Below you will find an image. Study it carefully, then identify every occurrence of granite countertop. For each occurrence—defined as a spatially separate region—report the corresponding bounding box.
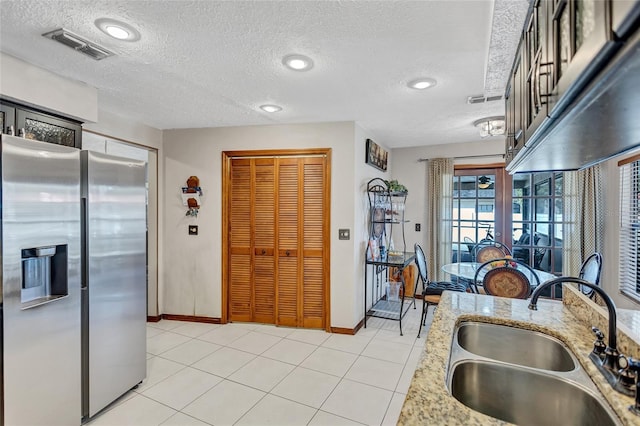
[398,288,639,425]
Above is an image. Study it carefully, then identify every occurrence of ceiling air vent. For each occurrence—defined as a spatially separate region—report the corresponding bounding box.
[467,94,504,104]
[42,28,114,61]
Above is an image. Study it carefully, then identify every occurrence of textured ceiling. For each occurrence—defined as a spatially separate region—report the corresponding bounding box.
[0,0,530,148]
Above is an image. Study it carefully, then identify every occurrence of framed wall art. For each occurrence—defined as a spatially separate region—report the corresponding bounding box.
[365,138,388,172]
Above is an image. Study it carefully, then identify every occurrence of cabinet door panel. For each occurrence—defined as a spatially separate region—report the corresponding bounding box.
[16,109,81,147]
[548,0,617,118]
[0,103,16,134]
[229,159,252,321]
[230,254,252,321]
[302,158,326,327]
[512,44,526,153]
[254,255,275,323]
[277,158,300,326]
[253,159,276,323]
[277,256,299,327]
[303,257,324,328]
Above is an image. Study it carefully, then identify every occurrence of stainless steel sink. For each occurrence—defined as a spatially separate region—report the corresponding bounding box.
[456,322,576,371]
[449,360,620,426]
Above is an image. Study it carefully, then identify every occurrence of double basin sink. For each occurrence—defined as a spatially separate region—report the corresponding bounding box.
[447,321,621,425]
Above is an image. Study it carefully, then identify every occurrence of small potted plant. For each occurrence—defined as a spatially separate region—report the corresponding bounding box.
[385,179,407,194]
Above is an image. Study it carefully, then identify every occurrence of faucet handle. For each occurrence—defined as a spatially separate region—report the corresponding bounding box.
[617,355,636,388]
[592,327,606,357]
[627,357,640,416]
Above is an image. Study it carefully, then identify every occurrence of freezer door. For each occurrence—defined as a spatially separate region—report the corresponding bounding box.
[1,135,81,426]
[82,150,147,417]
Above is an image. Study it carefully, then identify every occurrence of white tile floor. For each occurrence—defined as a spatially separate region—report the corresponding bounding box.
[87,302,434,426]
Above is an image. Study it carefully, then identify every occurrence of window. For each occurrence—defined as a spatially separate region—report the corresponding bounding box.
[512,173,564,278]
[451,168,508,263]
[449,168,564,297]
[619,157,640,302]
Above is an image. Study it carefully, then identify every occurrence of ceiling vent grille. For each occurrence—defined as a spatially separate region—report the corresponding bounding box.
[42,28,114,61]
[467,94,503,104]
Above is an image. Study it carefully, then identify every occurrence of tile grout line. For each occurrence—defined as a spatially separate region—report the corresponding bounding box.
[141,315,431,425]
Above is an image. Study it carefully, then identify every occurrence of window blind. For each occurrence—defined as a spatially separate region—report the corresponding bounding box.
[619,160,640,302]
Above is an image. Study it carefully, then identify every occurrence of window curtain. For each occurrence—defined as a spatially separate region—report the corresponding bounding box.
[427,158,454,282]
[563,165,604,275]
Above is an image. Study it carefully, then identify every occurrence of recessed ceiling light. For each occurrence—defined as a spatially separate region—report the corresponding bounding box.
[260,104,282,113]
[407,78,437,90]
[105,25,129,40]
[282,54,314,71]
[95,18,141,42]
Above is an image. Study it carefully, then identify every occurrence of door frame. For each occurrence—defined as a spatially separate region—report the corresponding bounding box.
[221,148,332,331]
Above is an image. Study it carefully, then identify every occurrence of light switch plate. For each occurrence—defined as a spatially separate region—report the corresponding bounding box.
[338,228,350,240]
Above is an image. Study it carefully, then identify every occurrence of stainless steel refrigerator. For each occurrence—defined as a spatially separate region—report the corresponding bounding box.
[1,134,82,426]
[81,150,147,419]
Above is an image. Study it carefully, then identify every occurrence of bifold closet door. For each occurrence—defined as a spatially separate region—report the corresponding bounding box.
[228,154,326,328]
[253,158,276,323]
[276,157,325,328]
[229,158,276,323]
[300,156,326,328]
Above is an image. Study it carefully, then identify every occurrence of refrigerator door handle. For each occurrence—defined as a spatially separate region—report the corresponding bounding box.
[81,197,87,289]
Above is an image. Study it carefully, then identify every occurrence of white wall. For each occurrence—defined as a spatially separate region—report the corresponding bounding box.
[0,52,97,122]
[84,109,162,151]
[354,126,390,324]
[391,139,505,251]
[162,122,365,328]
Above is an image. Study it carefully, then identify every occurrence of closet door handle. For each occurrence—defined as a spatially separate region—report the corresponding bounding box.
[262,249,266,255]
[286,250,290,256]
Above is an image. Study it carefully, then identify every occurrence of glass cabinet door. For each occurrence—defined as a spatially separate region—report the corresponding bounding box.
[16,108,82,148]
[548,0,616,118]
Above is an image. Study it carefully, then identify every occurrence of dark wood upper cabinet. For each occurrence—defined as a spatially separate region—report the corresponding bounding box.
[524,0,550,141]
[505,36,526,165]
[547,0,619,119]
[0,100,82,148]
[0,103,16,135]
[505,0,640,173]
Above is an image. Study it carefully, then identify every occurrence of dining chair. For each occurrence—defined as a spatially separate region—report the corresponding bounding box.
[414,243,467,338]
[473,257,540,299]
[473,241,512,264]
[463,236,475,253]
[578,252,603,298]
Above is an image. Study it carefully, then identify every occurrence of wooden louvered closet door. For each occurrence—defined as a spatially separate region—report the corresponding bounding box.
[229,158,252,322]
[227,153,327,329]
[276,156,326,327]
[253,158,276,323]
[276,158,299,326]
[229,158,276,323]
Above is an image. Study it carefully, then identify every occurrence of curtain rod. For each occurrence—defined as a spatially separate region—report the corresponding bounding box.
[418,153,504,162]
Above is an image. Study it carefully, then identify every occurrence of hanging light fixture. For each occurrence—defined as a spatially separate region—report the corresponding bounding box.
[473,116,506,138]
[478,175,492,189]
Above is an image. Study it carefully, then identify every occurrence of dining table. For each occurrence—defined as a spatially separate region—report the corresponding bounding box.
[442,262,557,290]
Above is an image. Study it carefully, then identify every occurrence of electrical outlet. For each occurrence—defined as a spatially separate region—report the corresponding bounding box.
[415,223,421,232]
